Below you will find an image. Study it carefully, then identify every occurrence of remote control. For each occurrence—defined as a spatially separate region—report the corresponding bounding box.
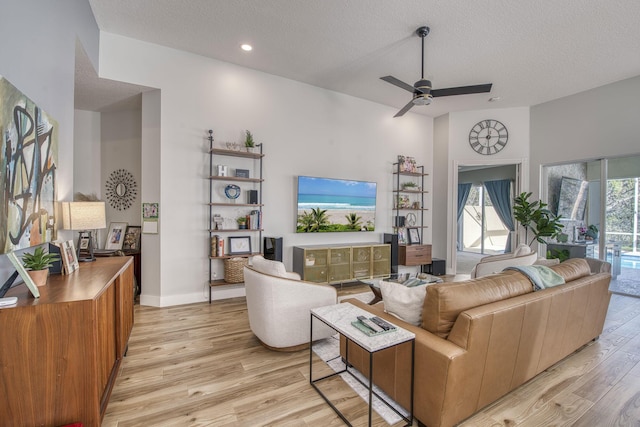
[0,297,18,307]
[357,315,384,333]
[371,316,394,331]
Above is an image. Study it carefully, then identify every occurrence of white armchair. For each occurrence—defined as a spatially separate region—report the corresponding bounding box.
[244,257,337,351]
[470,244,545,278]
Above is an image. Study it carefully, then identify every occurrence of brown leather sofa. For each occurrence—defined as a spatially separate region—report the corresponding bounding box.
[342,258,611,427]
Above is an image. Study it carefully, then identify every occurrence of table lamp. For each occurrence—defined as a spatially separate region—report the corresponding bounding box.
[61,201,107,262]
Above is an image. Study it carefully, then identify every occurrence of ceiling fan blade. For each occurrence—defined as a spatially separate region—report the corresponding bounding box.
[431,83,492,98]
[381,76,422,94]
[394,100,416,117]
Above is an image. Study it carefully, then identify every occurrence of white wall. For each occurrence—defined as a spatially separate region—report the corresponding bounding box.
[98,33,433,306]
[530,75,640,199]
[434,107,531,273]
[140,90,162,305]
[73,110,102,198]
[0,1,99,284]
[101,109,142,228]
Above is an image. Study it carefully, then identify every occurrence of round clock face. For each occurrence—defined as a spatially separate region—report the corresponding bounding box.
[469,119,508,155]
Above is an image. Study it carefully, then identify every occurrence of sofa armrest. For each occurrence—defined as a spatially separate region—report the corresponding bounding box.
[344,298,468,427]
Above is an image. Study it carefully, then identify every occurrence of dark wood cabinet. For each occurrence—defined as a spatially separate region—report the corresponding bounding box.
[0,257,134,427]
[399,244,432,266]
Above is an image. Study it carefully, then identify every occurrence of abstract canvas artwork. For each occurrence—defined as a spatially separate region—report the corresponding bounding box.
[0,76,58,254]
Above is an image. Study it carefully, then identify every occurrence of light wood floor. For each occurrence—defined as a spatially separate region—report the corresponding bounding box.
[103,285,640,426]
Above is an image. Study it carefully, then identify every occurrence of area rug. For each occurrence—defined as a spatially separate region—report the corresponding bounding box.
[609,275,640,298]
[312,334,406,425]
[337,291,375,304]
[456,251,484,274]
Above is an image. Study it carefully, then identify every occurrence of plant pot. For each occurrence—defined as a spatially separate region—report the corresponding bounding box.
[238,224,247,229]
[27,269,49,287]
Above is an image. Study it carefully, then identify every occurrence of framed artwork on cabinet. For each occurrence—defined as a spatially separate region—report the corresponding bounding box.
[105,222,128,250]
[408,228,421,245]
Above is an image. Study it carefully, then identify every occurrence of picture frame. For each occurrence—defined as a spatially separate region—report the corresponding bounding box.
[397,228,407,245]
[235,168,250,178]
[6,252,40,298]
[79,235,91,250]
[228,236,252,255]
[61,240,79,274]
[408,227,421,245]
[105,222,128,250]
[122,226,142,251]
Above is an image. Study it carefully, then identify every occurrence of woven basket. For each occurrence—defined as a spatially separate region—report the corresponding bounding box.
[224,257,248,283]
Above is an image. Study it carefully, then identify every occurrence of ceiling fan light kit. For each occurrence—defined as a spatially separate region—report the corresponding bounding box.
[381,25,493,117]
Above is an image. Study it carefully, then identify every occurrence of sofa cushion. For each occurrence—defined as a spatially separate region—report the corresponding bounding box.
[380,281,427,326]
[550,257,592,282]
[250,255,290,278]
[422,270,533,338]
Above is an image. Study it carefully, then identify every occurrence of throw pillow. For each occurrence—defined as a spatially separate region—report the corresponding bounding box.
[513,244,532,257]
[251,255,288,278]
[380,280,427,326]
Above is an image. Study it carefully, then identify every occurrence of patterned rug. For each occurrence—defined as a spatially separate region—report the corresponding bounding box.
[609,272,640,298]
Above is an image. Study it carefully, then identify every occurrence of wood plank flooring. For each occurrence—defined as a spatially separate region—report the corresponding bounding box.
[103,285,640,426]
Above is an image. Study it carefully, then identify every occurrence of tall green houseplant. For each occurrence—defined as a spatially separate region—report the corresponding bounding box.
[513,192,564,246]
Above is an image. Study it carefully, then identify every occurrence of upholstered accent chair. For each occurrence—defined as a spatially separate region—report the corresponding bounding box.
[243,256,337,351]
[469,244,554,278]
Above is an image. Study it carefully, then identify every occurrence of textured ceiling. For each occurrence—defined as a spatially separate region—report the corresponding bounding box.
[79,0,640,116]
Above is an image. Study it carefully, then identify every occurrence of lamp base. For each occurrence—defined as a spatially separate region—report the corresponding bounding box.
[76,231,97,262]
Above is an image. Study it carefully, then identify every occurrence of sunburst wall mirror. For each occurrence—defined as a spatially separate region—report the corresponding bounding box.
[105,169,137,211]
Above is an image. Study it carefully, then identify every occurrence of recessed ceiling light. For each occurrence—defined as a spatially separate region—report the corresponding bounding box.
[488,96,502,102]
[241,44,253,52]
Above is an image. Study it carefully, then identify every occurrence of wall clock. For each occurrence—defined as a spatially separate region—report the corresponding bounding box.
[105,169,138,211]
[468,119,509,155]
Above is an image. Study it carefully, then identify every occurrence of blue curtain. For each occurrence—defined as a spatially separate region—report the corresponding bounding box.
[484,179,514,252]
[457,183,472,222]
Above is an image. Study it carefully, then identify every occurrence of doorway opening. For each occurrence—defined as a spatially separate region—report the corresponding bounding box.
[459,184,509,255]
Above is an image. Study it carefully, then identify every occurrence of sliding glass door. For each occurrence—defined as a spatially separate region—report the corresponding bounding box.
[543,155,640,296]
[459,184,508,255]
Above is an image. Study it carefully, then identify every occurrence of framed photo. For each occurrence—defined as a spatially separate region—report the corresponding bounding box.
[408,228,421,245]
[397,228,407,245]
[105,222,128,250]
[79,235,91,250]
[122,226,142,251]
[235,168,250,178]
[61,240,79,274]
[6,252,40,298]
[228,236,252,255]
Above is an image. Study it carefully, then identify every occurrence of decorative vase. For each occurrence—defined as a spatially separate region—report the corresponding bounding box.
[27,269,49,287]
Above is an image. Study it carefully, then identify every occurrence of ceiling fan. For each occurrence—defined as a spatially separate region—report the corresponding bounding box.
[381,26,493,117]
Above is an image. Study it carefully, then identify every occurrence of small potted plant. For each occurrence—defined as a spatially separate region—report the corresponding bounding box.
[244,130,256,152]
[237,216,248,229]
[21,246,60,287]
[401,181,418,190]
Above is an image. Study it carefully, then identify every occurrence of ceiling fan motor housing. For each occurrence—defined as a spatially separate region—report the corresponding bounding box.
[413,79,433,104]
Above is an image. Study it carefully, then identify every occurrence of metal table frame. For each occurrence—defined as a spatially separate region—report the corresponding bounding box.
[309,306,415,426]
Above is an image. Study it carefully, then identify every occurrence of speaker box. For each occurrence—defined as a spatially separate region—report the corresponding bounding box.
[264,237,283,262]
[383,233,399,274]
[248,190,259,204]
[48,243,63,274]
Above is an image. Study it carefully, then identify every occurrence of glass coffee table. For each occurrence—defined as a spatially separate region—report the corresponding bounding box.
[359,273,443,305]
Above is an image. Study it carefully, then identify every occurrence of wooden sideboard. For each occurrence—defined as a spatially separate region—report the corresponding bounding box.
[0,257,134,427]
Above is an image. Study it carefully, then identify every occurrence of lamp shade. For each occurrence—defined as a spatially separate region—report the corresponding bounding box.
[61,201,107,230]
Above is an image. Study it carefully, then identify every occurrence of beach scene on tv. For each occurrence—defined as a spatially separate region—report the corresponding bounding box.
[296,176,377,232]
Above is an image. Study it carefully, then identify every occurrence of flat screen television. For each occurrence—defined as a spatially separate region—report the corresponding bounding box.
[296,176,377,232]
